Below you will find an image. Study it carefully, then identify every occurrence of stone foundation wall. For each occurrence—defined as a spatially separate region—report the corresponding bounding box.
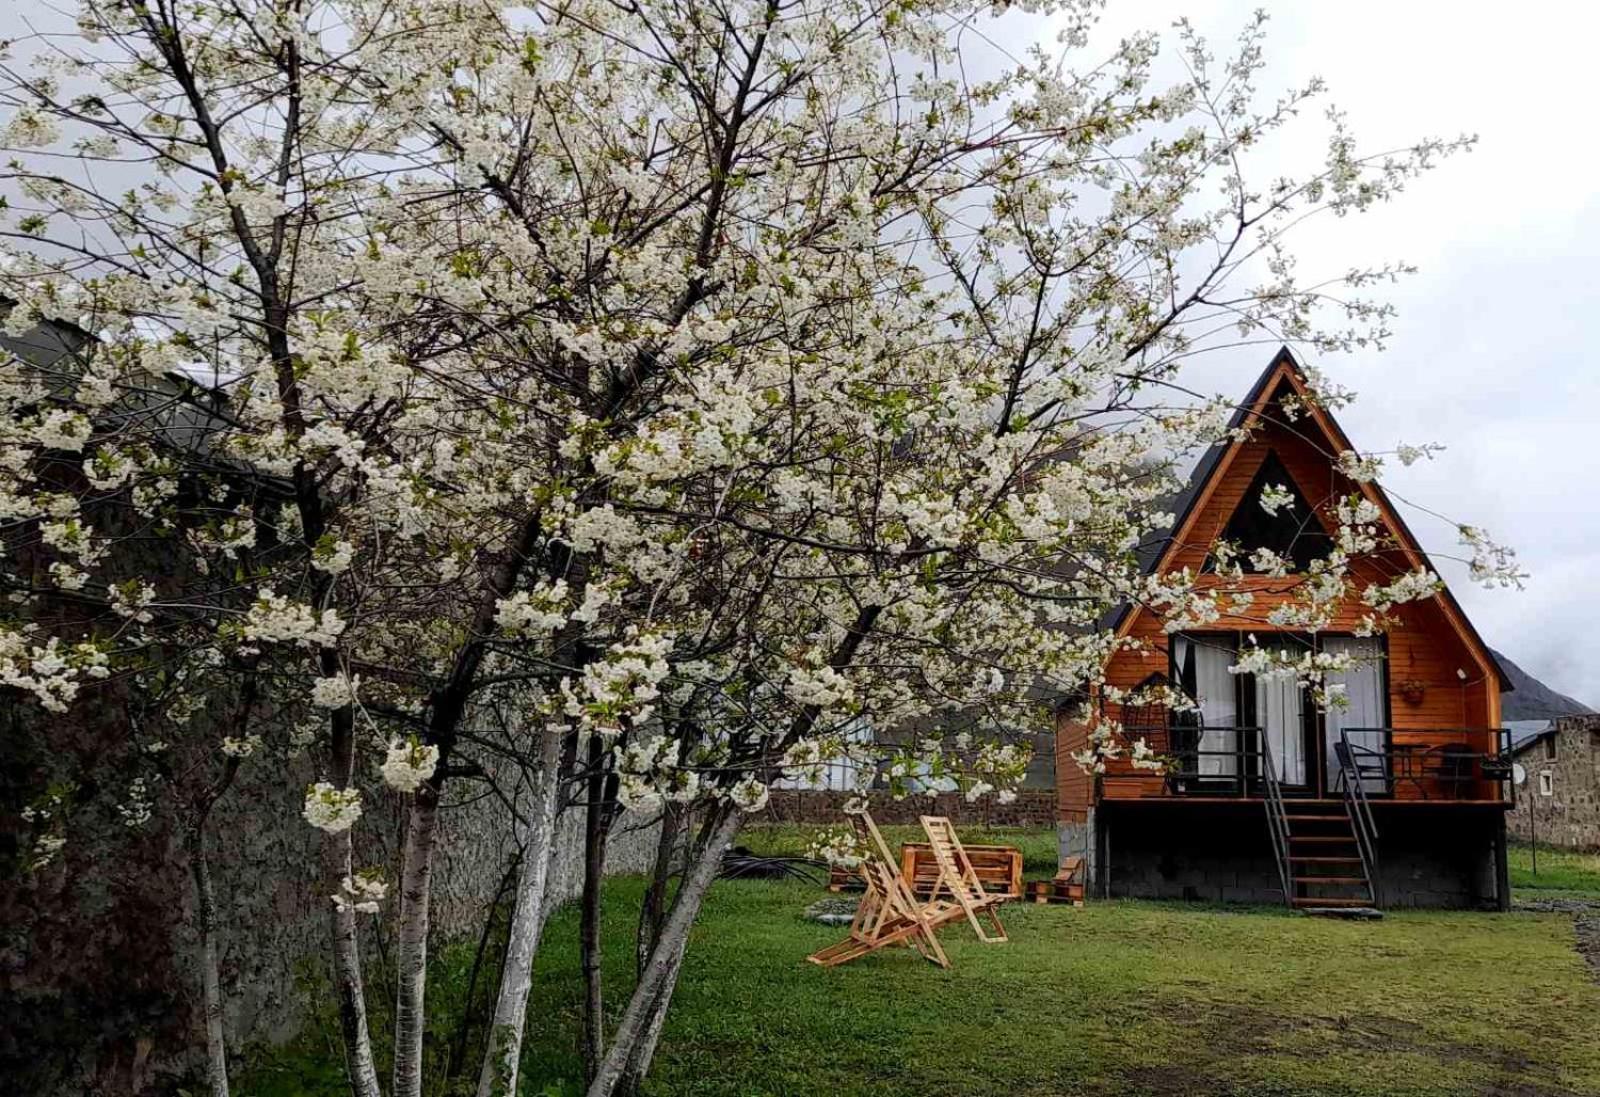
[1506,715,1600,851]
[1095,802,1505,909]
[755,788,1057,828]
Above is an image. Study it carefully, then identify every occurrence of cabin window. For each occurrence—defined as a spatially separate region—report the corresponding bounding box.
[1171,634,1239,777]
[1322,636,1387,793]
[1539,770,1554,797]
[1211,450,1333,573]
[1543,736,1558,761]
[1171,631,1387,794]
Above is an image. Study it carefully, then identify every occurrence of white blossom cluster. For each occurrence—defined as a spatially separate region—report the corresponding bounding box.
[242,591,346,649]
[380,739,440,794]
[332,871,389,915]
[311,673,361,710]
[303,782,363,833]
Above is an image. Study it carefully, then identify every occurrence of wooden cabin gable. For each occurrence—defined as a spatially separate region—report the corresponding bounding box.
[1070,351,1506,810]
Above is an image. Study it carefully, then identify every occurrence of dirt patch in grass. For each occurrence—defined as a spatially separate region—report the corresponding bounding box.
[1111,1000,1569,1097]
[1517,897,1600,984]
[1576,914,1600,982]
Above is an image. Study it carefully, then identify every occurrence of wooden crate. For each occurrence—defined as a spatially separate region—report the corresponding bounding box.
[899,842,1023,900]
[1027,855,1086,905]
[825,865,865,893]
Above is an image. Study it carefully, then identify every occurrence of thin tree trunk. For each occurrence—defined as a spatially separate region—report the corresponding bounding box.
[186,752,242,1097]
[635,803,682,978]
[326,703,382,1097]
[448,855,521,1080]
[475,725,566,1097]
[585,808,742,1097]
[328,823,382,1097]
[392,783,442,1097]
[192,839,230,1097]
[580,735,615,1085]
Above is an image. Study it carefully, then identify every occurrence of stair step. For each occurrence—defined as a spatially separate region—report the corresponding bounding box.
[1293,875,1368,884]
[1290,836,1358,844]
[1291,896,1373,908]
[1289,855,1364,863]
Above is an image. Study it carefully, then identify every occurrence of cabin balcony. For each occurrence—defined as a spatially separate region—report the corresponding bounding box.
[1101,725,1514,806]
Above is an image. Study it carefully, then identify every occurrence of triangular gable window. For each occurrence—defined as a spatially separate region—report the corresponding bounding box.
[1209,449,1332,572]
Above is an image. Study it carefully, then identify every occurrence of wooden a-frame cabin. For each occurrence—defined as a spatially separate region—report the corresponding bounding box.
[1055,349,1515,911]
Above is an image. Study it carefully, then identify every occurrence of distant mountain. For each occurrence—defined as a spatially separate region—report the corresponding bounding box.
[1493,648,1595,721]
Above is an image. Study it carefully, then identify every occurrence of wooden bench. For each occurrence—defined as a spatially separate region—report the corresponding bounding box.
[899,842,1022,900]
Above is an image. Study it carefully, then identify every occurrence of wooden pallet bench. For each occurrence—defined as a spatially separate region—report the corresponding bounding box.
[899,842,1022,900]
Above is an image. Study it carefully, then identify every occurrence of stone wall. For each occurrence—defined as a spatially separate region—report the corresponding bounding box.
[1094,801,1505,909]
[1506,715,1600,851]
[755,788,1057,828]
[1,725,659,1097]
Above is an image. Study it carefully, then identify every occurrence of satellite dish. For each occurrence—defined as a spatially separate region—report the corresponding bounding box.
[1512,763,1527,786]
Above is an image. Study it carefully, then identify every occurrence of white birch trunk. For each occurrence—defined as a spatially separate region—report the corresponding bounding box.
[189,826,230,1097]
[392,784,442,1097]
[327,824,383,1097]
[475,725,566,1097]
[585,808,742,1097]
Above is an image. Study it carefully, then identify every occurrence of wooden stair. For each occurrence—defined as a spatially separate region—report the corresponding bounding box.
[1280,801,1375,910]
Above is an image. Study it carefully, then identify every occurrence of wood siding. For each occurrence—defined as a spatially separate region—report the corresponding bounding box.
[1055,716,1092,822]
[1090,366,1502,804]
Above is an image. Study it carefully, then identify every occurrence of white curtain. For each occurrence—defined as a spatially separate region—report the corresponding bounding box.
[1323,636,1386,793]
[1256,662,1306,786]
[1176,636,1239,778]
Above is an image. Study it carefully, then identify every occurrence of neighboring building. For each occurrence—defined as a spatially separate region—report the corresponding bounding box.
[1506,715,1600,851]
[1056,348,1515,911]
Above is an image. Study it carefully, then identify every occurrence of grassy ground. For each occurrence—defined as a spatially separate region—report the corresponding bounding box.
[1510,841,1600,900]
[239,828,1600,1097]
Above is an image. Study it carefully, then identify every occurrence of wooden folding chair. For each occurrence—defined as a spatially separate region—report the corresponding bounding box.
[918,815,1009,943]
[807,810,961,969]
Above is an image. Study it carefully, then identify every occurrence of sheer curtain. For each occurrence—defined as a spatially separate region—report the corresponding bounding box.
[1323,636,1386,793]
[1256,656,1306,786]
[1175,635,1239,778]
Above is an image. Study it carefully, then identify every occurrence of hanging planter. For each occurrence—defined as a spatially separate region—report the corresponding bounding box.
[1398,679,1427,706]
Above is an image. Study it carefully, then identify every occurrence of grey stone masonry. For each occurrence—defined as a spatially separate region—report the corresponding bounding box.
[1507,715,1600,851]
[1095,800,1506,909]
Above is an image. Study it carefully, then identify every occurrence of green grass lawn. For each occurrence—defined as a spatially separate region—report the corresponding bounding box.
[240,829,1600,1097]
[1511,841,1600,900]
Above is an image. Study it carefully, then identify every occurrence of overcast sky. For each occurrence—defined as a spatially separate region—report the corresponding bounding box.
[1068,2,1600,706]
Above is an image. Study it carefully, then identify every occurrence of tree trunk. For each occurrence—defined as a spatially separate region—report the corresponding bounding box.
[448,855,521,1080]
[186,753,241,1097]
[585,807,742,1097]
[327,823,382,1097]
[392,783,442,1097]
[325,704,382,1097]
[475,724,566,1097]
[635,803,682,978]
[191,838,230,1097]
[580,735,614,1085]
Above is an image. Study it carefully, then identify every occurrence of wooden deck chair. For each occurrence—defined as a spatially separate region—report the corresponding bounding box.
[807,810,962,969]
[918,815,1009,943]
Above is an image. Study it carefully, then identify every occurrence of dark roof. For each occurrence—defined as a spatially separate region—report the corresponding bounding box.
[1105,347,1512,692]
[1504,720,1553,756]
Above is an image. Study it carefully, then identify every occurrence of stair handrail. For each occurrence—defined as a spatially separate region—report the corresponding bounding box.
[1258,732,1294,907]
[1337,728,1383,908]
